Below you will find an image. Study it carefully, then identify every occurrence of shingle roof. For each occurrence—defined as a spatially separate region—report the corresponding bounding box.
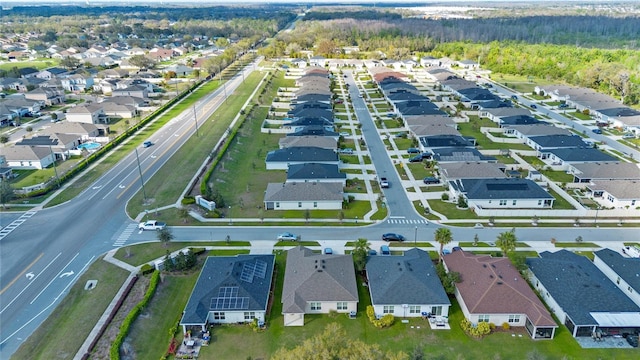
[287,163,346,181]
[572,162,640,180]
[507,124,571,137]
[287,126,338,137]
[528,135,586,149]
[366,248,450,306]
[587,180,640,199]
[444,251,556,327]
[547,148,616,163]
[594,249,640,293]
[526,250,640,326]
[282,246,358,314]
[180,254,275,325]
[420,135,473,148]
[431,147,496,162]
[265,146,338,163]
[500,115,542,126]
[439,162,506,180]
[264,182,343,202]
[453,178,553,200]
[397,101,445,116]
[279,136,337,150]
[0,145,51,161]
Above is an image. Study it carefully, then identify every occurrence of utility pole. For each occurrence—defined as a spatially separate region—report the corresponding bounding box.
[134,147,147,203]
[192,105,199,136]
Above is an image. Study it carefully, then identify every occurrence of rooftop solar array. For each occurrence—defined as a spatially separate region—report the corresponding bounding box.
[240,259,268,283]
[210,286,249,310]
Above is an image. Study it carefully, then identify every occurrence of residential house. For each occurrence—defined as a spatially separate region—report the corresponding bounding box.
[66,104,106,124]
[46,122,101,140]
[308,56,328,67]
[420,135,474,150]
[286,163,346,185]
[17,134,79,160]
[526,135,588,157]
[438,162,506,182]
[112,85,149,99]
[279,136,337,150]
[24,87,65,106]
[101,102,135,119]
[396,100,444,117]
[543,148,617,171]
[287,126,339,139]
[527,250,640,338]
[163,64,193,77]
[587,180,640,208]
[480,108,532,123]
[504,124,571,138]
[443,250,557,339]
[263,182,343,210]
[35,67,68,80]
[98,68,129,79]
[148,48,175,62]
[367,248,451,319]
[449,178,554,209]
[0,145,54,169]
[265,146,339,170]
[180,254,275,333]
[61,74,94,93]
[569,162,640,183]
[593,249,640,307]
[281,246,358,326]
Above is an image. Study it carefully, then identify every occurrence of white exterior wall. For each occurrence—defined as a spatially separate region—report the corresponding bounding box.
[266,160,339,170]
[469,198,551,209]
[528,271,566,324]
[272,199,343,211]
[372,304,449,318]
[6,155,54,170]
[206,310,266,325]
[594,190,638,209]
[304,301,357,314]
[285,178,346,186]
[593,255,640,307]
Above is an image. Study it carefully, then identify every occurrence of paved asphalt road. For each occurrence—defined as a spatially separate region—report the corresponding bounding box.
[1,65,639,358]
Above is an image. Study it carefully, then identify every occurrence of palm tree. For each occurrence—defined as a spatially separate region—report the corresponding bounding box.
[434,228,453,262]
[495,228,517,256]
[352,238,370,273]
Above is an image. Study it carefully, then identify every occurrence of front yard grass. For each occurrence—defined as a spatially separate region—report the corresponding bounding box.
[114,242,250,266]
[427,200,478,219]
[11,259,129,360]
[554,242,600,248]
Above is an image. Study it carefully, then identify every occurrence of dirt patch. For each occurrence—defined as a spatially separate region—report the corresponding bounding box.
[90,275,151,360]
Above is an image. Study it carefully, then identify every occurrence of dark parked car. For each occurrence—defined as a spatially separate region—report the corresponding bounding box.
[592,128,602,134]
[423,177,440,184]
[380,245,391,255]
[407,147,421,154]
[530,104,537,109]
[409,155,424,162]
[382,233,406,242]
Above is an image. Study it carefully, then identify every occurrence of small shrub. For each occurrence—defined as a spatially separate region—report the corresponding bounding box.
[181,196,195,205]
[140,263,154,275]
[502,322,510,330]
[190,247,206,256]
[441,193,450,201]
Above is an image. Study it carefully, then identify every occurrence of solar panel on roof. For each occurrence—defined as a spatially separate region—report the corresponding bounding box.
[254,260,268,279]
[240,262,256,283]
[486,183,529,191]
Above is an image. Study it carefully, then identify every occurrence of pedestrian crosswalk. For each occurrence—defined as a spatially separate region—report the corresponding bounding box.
[0,210,37,240]
[386,218,429,225]
[112,223,138,247]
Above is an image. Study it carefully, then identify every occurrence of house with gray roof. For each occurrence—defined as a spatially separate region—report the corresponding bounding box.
[24,87,65,106]
[544,148,617,171]
[367,248,450,319]
[420,135,474,150]
[569,162,640,183]
[587,180,640,209]
[438,162,506,182]
[396,100,444,117]
[404,114,457,129]
[593,249,640,307]
[505,124,571,138]
[499,115,542,127]
[286,163,346,185]
[0,145,54,169]
[265,146,339,170]
[264,182,343,210]
[281,246,358,326]
[279,135,337,150]
[527,250,640,338]
[66,104,106,124]
[526,135,587,156]
[411,124,461,138]
[180,254,275,333]
[287,126,339,139]
[480,107,531,122]
[449,178,554,209]
[431,147,496,163]
[46,122,101,140]
[444,250,557,339]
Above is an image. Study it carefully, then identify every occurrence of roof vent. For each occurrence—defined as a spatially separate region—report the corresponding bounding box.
[498,275,503,279]
[491,264,496,268]
[318,269,323,272]
[483,264,487,268]
[497,281,503,285]
[489,275,494,278]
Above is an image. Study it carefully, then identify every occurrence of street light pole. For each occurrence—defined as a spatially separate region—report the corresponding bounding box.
[414,226,418,247]
[228,205,232,225]
[48,144,60,188]
[192,105,199,137]
[134,147,147,203]
[594,205,600,227]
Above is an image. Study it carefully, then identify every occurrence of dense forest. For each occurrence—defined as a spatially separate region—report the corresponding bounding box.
[260,7,640,105]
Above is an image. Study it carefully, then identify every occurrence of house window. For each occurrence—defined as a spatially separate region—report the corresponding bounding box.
[383,306,394,314]
[607,195,614,202]
[298,202,302,208]
[512,200,517,206]
[276,202,280,208]
[538,200,542,205]
[617,277,621,285]
[409,306,421,314]
[632,200,636,206]
[478,315,490,323]
[431,306,442,316]
[310,302,321,311]
[337,302,347,310]
[314,201,318,208]
[629,286,634,293]
[499,200,507,206]
[213,312,225,320]
[508,315,520,323]
[244,312,256,320]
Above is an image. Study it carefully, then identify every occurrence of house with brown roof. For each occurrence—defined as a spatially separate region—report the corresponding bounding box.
[443,250,557,339]
[281,246,358,326]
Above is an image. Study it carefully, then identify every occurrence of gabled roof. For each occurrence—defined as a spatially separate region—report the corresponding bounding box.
[431,147,496,162]
[572,162,640,180]
[287,126,338,138]
[547,148,616,163]
[287,117,333,127]
[439,162,506,180]
[452,178,553,200]
[367,248,450,306]
[180,254,275,325]
[264,182,343,202]
[420,135,473,148]
[287,163,345,181]
[282,246,358,314]
[289,108,333,121]
[527,250,640,326]
[485,107,532,118]
[404,115,456,128]
[507,124,571,137]
[279,135,337,150]
[0,145,51,161]
[46,122,99,135]
[67,104,103,114]
[500,115,542,126]
[411,124,461,137]
[266,146,338,163]
[528,135,586,148]
[397,101,444,116]
[587,180,640,199]
[444,251,556,327]
[594,249,640,293]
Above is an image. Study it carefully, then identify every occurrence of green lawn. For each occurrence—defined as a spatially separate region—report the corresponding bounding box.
[549,189,576,210]
[554,242,600,248]
[427,200,478,220]
[541,169,575,183]
[406,163,435,179]
[11,260,129,360]
[457,121,532,151]
[0,59,59,71]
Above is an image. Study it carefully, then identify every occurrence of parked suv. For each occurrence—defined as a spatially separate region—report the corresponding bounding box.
[407,148,421,154]
[423,177,440,184]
